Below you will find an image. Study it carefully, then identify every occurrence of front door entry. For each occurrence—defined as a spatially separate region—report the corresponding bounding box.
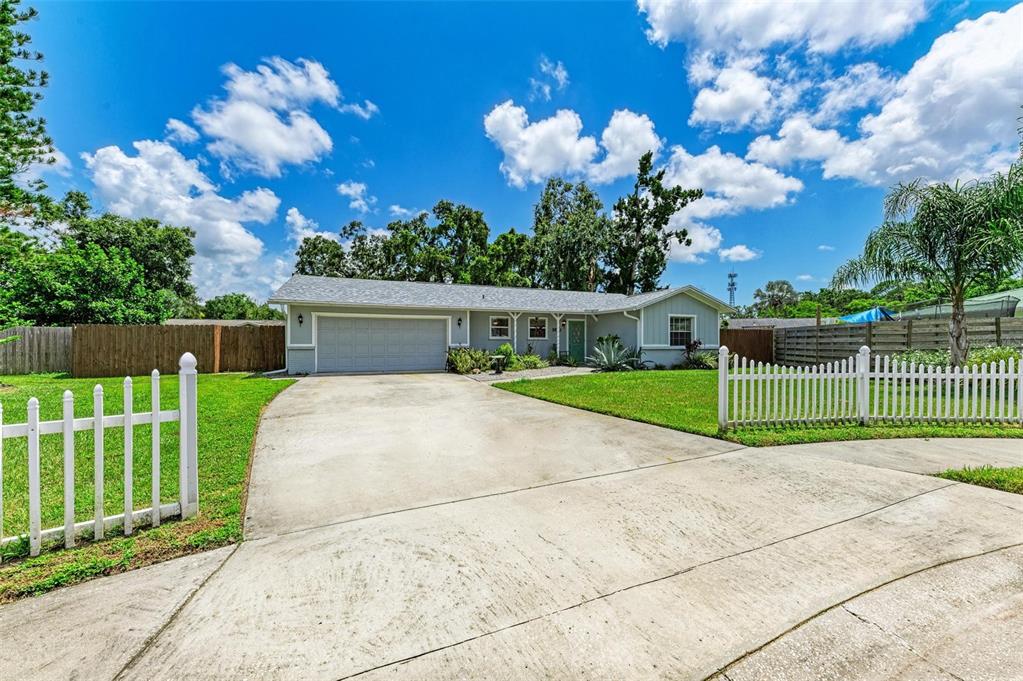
[567,320,585,364]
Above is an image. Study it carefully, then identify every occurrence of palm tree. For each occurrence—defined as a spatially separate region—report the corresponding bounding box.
[833,157,1023,366]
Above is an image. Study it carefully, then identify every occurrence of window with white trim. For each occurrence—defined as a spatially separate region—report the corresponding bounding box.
[527,316,548,340]
[668,315,693,347]
[489,316,511,339]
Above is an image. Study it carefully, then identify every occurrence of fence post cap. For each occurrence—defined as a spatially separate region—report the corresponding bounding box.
[93,383,103,394]
[63,389,73,400]
[179,352,197,371]
[123,375,132,386]
[718,345,729,356]
[858,345,871,354]
[151,368,160,378]
[28,396,38,407]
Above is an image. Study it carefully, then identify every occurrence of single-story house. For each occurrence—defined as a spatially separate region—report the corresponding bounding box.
[269,275,733,374]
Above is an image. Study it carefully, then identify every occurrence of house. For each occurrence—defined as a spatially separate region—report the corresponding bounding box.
[269,275,733,374]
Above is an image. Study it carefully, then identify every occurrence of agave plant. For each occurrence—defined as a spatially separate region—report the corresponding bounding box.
[586,338,643,372]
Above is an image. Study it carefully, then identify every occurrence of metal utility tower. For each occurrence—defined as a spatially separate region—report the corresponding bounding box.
[727,271,737,307]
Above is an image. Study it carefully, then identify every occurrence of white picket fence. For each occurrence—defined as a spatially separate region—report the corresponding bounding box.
[0,353,199,557]
[717,345,1023,430]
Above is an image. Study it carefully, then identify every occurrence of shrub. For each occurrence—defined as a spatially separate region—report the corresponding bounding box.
[447,347,490,374]
[675,339,717,370]
[495,342,515,364]
[679,350,717,370]
[516,353,548,370]
[587,338,643,372]
[889,346,1022,368]
[968,345,1022,366]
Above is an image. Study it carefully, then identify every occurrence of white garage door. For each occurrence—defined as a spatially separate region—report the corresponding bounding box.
[316,316,448,373]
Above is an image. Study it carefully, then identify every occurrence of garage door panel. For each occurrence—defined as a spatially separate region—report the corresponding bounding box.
[316,316,447,373]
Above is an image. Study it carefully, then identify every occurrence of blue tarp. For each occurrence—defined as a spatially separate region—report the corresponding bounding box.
[840,307,895,323]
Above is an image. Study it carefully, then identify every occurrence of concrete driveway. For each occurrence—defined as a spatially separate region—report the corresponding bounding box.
[2,374,1022,680]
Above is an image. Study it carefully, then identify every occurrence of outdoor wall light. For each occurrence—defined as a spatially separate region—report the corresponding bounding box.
[297,313,304,326]
[561,319,567,329]
[457,317,463,328]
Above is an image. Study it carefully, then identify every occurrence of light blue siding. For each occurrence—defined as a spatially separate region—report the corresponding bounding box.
[287,348,315,374]
[641,292,721,348]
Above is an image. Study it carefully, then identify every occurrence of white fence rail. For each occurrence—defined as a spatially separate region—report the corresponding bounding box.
[717,345,1023,430]
[0,353,199,557]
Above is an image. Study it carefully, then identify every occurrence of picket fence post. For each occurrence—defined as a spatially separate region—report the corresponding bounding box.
[717,346,730,430]
[857,346,870,425]
[178,352,199,518]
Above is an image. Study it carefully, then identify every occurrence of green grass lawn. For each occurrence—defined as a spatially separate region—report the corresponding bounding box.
[496,370,1023,447]
[937,466,1023,495]
[0,371,293,601]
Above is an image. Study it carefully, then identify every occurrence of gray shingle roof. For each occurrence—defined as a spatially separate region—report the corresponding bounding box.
[269,275,732,313]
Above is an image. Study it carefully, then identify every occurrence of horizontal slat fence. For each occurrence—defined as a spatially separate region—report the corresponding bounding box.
[70,324,284,377]
[717,345,1023,430]
[720,328,774,363]
[0,326,72,375]
[0,354,199,557]
[774,318,1023,365]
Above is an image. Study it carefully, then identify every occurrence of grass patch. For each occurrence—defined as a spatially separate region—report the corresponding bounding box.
[936,466,1023,495]
[0,371,293,601]
[495,370,1023,447]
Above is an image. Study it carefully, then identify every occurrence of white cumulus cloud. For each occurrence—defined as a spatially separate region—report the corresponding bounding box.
[285,207,337,244]
[746,5,1023,185]
[483,100,598,188]
[82,140,283,298]
[164,118,200,144]
[638,0,927,53]
[337,180,376,213]
[719,244,761,262]
[484,102,664,187]
[190,57,374,178]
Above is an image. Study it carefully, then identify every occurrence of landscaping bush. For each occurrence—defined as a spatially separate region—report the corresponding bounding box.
[495,342,515,364]
[516,353,548,370]
[447,347,490,374]
[677,339,717,370]
[587,338,643,371]
[889,345,1022,368]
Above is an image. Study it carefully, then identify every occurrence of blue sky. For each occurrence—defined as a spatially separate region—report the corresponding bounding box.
[32,1,1022,304]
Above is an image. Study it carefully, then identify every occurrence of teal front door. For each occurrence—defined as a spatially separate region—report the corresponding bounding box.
[567,320,585,364]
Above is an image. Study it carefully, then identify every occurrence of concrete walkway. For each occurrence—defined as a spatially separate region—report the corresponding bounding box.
[1,374,1021,680]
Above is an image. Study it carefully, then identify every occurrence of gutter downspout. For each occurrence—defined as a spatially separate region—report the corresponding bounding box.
[623,310,641,349]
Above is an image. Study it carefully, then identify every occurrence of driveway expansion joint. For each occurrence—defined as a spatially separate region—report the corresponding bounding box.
[709,540,1023,681]
[840,604,968,681]
[331,481,963,680]
[251,444,749,542]
[110,543,240,681]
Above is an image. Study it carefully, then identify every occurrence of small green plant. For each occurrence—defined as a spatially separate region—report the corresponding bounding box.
[495,342,516,364]
[587,338,643,372]
[516,353,548,370]
[678,339,717,370]
[447,347,490,374]
[889,346,1022,368]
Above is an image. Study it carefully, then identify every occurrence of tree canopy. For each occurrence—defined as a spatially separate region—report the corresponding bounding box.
[833,153,1023,364]
[202,292,283,321]
[0,0,54,219]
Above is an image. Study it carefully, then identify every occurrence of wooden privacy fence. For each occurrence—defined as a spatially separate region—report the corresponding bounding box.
[720,328,774,363]
[0,326,71,375]
[0,354,199,557]
[717,345,1023,430]
[774,318,1023,365]
[71,324,284,377]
